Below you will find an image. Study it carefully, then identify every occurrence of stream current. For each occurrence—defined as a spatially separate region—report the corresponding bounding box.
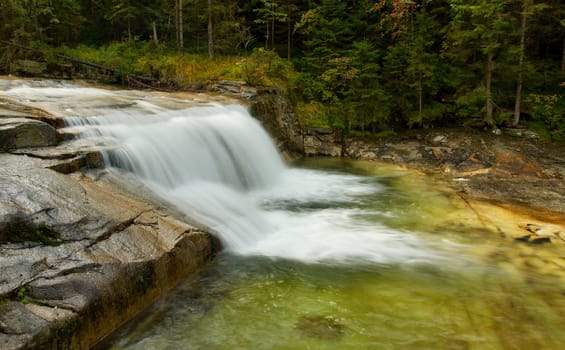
[1,80,563,349]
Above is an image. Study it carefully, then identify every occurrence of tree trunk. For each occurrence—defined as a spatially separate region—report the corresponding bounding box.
[208,0,214,58]
[152,20,159,46]
[127,16,132,41]
[176,0,184,51]
[287,9,291,60]
[271,2,275,50]
[265,22,269,49]
[513,1,529,127]
[486,49,495,125]
[562,33,565,73]
[179,0,184,51]
[175,0,179,49]
[418,71,423,127]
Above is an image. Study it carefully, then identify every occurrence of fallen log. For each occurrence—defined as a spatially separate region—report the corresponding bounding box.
[54,53,157,85]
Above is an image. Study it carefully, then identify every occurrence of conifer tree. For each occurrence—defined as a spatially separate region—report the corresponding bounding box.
[448,0,516,126]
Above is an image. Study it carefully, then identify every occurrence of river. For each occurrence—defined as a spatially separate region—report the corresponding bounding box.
[1,80,563,349]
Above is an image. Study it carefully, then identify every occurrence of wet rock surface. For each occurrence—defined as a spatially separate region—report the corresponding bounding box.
[0,100,215,349]
[308,129,565,281]
[210,80,257,100]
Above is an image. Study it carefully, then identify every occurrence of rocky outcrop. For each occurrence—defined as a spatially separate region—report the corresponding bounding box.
[0,100,216,349]
[250,88,304,158]
[211,80,257,100]
[303,128,342,157]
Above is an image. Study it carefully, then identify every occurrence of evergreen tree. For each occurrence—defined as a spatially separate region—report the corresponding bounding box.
[347,40,389,133]
[373,1,447,128]
[0,1,30,44]
[106,0,136,41]
[448,0,516,126]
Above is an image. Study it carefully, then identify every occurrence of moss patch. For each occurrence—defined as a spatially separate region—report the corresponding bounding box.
[16,287,31,304]
[1,218,61,246]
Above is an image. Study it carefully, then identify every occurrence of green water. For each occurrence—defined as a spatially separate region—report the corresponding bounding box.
[99,159,565,350]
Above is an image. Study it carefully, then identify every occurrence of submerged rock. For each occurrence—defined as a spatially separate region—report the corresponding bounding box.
[295,315,345,339]
[528,236,552,244]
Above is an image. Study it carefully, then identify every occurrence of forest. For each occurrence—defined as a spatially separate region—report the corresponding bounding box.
[1,0,564,139]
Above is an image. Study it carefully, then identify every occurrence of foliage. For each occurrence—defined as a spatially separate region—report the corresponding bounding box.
[242,48,296,90]
[454,87,487,121]
[253,0,288,49]
[57,43,294,91]
[0,0,84,46]
[58,41,156,75]
[448,0,518,125]
[295,101,330,128]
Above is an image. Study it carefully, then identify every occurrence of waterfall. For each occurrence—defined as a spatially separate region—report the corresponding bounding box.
[66,104,285,250]
[2,80,443,264]
[68,105,284,190]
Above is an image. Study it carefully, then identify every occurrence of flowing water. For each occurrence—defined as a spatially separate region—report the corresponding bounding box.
[1,80,564,349]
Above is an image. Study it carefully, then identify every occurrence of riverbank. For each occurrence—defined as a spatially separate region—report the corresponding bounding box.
[345,129,565,257]
[348,129,565,213]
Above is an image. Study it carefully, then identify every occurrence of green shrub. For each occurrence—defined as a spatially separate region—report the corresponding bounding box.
[526,93,565,140]
[242,48,296,91]
[296,101,330,128]
[57,44,296,92]
[454,87,487,123]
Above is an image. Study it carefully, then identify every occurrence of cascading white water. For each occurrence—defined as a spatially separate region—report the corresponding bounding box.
[69,105,284,190]
[1,80,442,264]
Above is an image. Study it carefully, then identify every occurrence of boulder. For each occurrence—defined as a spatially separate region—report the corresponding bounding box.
[0,118,57,150]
